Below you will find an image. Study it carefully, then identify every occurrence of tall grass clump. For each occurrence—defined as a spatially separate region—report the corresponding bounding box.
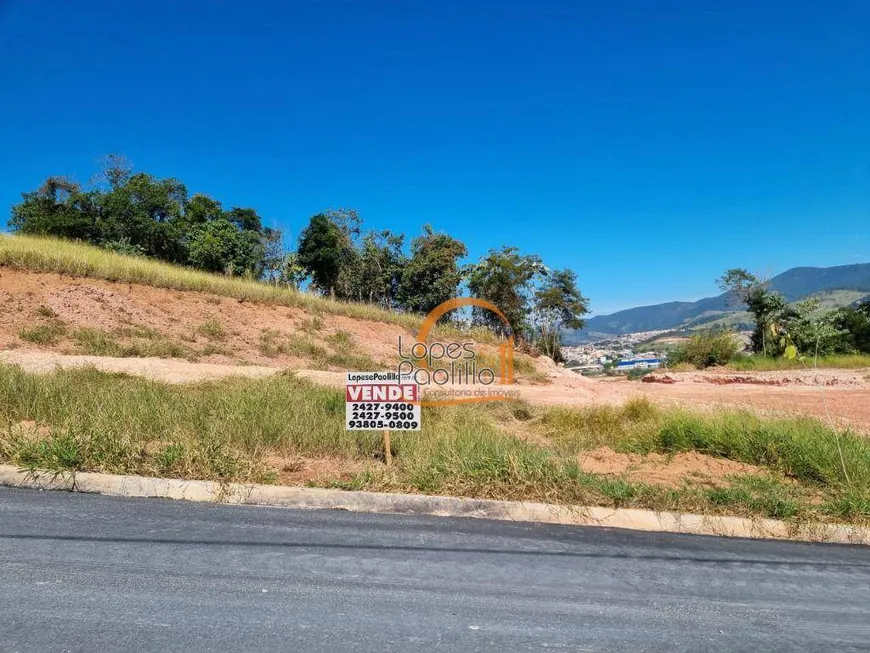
[668,330,742,369]
[647,410,870,488]
[19,320,67,345]
[0,366,359,481]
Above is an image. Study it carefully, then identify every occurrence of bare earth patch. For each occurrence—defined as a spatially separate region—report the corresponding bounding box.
[262,455,370,485]
[578,446,763,489]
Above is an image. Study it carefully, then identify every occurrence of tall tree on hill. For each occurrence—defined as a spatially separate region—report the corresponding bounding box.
[718,268,786,356]
[532,269,590,360]
[187,218,263,274]
[466,246,547,340]
[276,251,308,289]
[397,225,467,314]
[98,172,189,262]
[9,177,98,242]
[297,213,354,297]
[346,230,406,307]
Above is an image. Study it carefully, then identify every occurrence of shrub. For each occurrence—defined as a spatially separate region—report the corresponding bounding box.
[669,330,741,369]
[102,239,146,257]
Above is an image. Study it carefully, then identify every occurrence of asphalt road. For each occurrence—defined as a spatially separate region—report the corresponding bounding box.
[1,488,869,652]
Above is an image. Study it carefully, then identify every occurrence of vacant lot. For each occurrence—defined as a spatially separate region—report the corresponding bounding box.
[3,234,870,528]
[2,364,868,525]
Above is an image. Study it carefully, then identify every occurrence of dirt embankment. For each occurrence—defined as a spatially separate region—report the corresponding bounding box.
[0,268,410,368]
[0,267,546,379]
[2,267,869,430]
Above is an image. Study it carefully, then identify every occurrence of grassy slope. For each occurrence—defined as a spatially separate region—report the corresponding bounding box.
[2,365,868,524]
[0,234,427,328]
[0,234,512,348]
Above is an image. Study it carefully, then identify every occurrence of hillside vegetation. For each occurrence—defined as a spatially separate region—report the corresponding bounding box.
[9,158,590,359]
[0,234,423,330]
[0,235,555,379]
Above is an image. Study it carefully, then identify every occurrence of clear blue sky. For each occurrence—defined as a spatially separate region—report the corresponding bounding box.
[1,1,867,314]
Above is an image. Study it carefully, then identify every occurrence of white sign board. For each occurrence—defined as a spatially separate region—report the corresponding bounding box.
[345,372,421,431]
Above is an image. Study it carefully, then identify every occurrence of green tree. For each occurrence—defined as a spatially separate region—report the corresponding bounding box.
[832,301,870,354]
[717,268,786,356]
[186,218,262,275]
[773,298,851,358]
[183,194,224,226]
[277,251,308,289]
[96,172,189,261]
[347,230,406,307]
[532,268,589,360]
[466,246,546,339]
[9,157,281,278]
[397,225,467,314]
[297,213,354,296]
[9,177,98,242]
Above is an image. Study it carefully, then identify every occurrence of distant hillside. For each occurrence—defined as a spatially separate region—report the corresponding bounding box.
[566,263,870,344]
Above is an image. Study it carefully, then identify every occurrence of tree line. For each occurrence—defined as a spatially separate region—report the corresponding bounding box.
[9,156,588,359]
[718,268,870,357]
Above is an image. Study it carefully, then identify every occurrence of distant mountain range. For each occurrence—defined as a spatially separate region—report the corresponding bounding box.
[565,263,870,345]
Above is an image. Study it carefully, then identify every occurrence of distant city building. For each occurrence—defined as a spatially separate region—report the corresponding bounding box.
[615,358,662,371]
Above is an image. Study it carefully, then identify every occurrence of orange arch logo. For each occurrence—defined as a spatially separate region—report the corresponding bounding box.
[414,297,514,406]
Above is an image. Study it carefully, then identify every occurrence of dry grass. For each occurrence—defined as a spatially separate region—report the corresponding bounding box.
[1,365,867,523]
[0,234,499,343]
[727,354,870,371]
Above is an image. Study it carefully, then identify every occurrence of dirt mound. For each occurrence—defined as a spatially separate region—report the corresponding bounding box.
[578,446,763,488]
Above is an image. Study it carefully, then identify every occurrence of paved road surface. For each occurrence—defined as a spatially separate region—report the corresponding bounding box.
[1,487,869,652]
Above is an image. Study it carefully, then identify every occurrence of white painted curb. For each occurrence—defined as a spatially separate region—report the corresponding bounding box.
[1,465,866,545]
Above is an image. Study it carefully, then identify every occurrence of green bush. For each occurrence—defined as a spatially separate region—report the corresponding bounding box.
[669,330,741,369]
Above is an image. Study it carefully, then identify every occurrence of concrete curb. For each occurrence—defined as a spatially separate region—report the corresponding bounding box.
[1,465,867,545]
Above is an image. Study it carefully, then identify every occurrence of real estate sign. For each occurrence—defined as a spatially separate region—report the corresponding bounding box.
[345,372,421,431]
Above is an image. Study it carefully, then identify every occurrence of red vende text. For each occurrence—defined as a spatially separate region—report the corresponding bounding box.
[346,384,419,402]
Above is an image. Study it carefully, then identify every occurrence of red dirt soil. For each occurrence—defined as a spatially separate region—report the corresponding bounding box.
[1,268,869,430]
[578,447,764,488]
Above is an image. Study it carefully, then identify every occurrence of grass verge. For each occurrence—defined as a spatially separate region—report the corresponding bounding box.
[727,354,870,371]
[0,364,867,524]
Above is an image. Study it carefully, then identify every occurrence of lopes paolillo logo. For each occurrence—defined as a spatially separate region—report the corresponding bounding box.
[396,297,519,407]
